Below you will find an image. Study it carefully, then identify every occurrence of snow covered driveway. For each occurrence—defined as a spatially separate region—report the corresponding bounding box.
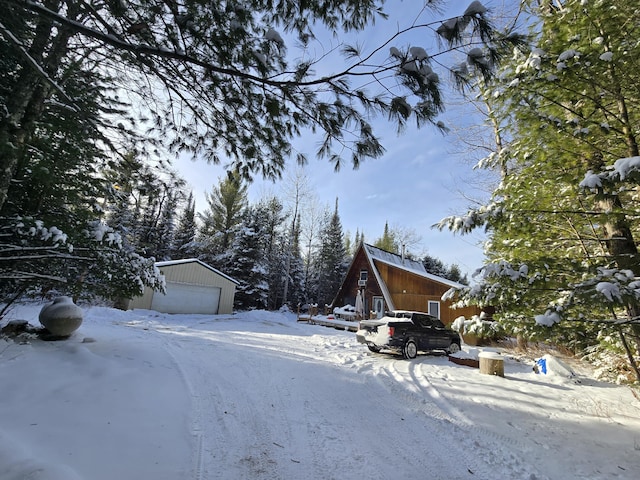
[1,306,639,480]
[157,314,499,479]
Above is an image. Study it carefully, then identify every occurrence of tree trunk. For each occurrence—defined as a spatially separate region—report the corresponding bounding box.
[0,0,73,212]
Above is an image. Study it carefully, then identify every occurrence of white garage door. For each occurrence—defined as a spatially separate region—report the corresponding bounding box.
[151,283,221,314]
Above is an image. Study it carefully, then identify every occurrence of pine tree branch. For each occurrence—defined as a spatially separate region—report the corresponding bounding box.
[0,19,79,112]
[9,0,377,90]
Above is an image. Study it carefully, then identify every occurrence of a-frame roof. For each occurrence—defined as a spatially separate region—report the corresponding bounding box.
[363,244,464,310]
[363,244,465,289]
[335,243,465,310]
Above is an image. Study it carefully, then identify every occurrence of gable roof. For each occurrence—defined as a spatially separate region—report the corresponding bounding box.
[363,244,465,290]
[155,258,240,285]
[336,244,464,311]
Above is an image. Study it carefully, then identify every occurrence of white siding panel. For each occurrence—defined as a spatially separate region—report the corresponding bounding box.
[151,283,221,314]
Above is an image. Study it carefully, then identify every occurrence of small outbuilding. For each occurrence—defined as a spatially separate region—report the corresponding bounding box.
[124,259,239,315]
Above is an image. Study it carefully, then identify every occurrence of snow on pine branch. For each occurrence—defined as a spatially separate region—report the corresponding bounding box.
[533,268,640,327]
[580,156,640,190]
[86,221,123,248]
[575,268,640,305]
[441,259,539,309]
[2,217,124,254]
[434,201,502,234]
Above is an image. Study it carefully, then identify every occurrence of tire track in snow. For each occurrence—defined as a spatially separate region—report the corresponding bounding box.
[155,332,206,480]
[145,319,545,480]
[382,358,546,480]
[158,327,316,479]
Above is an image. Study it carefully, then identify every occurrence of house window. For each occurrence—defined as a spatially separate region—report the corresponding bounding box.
[373,296,384,318]
[428,301,440,319]
[359,270,368,281]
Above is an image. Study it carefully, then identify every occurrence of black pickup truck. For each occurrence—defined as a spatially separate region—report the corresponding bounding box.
[356,310,461,359]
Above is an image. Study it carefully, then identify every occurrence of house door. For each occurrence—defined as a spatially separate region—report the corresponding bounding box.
[372,296,385,318]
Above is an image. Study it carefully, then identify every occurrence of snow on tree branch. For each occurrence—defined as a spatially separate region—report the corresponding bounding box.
[434,201,503,234]
[580,156,640,191]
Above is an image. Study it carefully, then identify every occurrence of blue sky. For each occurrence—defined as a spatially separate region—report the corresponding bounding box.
[175,117,489,277]
[174,1,513,276]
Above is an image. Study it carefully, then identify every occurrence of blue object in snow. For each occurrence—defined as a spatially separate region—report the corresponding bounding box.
[535,358,547,374]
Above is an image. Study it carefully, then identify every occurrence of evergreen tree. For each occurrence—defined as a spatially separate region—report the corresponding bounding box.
[197,173,248,265]
[172,192,197,259]
[422,254,448,278]
[374,221,399,253]
[0,61,162,303]
[421,254,467,284]
[438,0,640,380]
[261,196,289,310]
[287,220,306,309]
[313,199,348,308]
[344,231,353,258]
[225,206,269,310]
[447,264,468,285]
[281,170,309,308]
[103,155,184,260]
[154,189,181,261]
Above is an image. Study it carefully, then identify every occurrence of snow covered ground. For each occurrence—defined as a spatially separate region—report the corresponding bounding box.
[1,304,639,480]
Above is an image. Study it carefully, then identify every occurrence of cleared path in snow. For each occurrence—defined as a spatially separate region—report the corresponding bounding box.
[147,314,541,480]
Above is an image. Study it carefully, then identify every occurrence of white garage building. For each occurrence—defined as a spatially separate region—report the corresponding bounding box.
[125,259,239,315]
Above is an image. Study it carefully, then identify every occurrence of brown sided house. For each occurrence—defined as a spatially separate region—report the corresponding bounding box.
[332,243,480,324]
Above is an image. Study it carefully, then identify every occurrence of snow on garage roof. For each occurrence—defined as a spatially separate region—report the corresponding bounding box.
[155,258,240,285]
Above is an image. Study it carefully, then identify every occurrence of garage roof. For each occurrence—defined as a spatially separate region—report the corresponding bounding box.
[155,258,240,285]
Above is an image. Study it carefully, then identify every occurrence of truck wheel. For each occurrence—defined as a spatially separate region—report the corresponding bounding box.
[367,345,381,353]
[403,340,418,359]
[447,342,461,354]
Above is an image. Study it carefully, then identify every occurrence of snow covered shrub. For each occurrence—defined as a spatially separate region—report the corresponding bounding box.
[583,342,637,385]
[452,313,504,342]
[0,216,164,305]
